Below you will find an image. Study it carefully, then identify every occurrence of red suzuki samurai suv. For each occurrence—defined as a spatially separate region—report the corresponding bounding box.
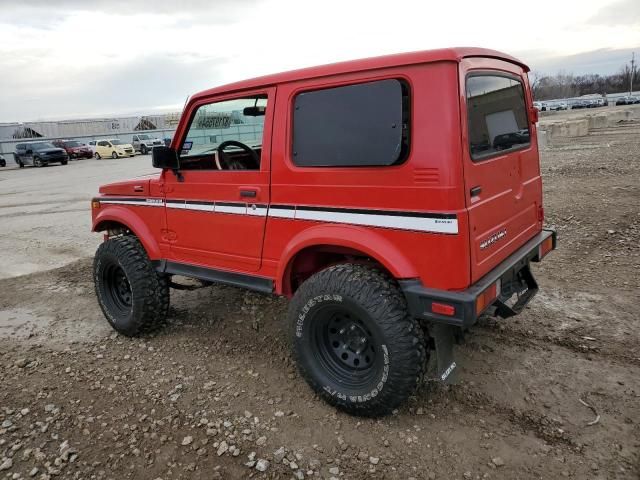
[91,48,556,416]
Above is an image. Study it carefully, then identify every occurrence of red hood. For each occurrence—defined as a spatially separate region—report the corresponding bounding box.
[99,178,152,196]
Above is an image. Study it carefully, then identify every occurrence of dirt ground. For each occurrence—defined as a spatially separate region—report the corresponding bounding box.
[1,109,639,480]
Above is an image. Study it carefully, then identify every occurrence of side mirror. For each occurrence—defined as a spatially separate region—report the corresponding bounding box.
[152,146,179,170]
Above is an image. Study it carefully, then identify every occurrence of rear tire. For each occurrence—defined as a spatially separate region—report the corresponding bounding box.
[94,236,169,337]
[61,160,68,165]
[289,264,427,417]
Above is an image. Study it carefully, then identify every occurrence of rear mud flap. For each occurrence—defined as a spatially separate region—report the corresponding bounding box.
[429,323,459,384]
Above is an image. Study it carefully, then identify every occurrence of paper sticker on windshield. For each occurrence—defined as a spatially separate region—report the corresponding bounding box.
[181,141,193,155]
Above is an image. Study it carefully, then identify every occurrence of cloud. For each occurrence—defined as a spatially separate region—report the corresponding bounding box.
[524,47,638,76]
[0,0,638,122]
[0,54,226,121]
[589,0,640,26]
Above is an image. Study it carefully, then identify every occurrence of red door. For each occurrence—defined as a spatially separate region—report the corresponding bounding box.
[460,58,543,283]
[163,88,274,273]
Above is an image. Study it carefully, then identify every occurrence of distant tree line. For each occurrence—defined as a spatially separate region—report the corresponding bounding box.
[530,65,638,100]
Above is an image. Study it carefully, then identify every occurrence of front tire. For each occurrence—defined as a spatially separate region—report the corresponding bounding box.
[289,264,427,417]
[95,152,101,160]
[34,157,44,167]
[111,151,118,159]
[141,145,148,155]
[94,236,169,336]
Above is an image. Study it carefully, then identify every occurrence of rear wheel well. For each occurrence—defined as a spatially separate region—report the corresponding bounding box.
[283,245,393,297]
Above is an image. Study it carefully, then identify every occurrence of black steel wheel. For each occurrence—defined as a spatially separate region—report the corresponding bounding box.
[94,236,169,336]
[309,304,380,389]
[289,264,427,417]
[101,262,133,317]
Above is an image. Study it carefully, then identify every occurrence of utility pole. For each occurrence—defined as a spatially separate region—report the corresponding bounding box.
[631,52,635,95]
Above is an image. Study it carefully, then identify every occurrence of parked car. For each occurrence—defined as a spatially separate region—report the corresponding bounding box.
[90,47,556,417]
[549,102,568,111]
[615,96,636,105]
[14,142,68,167]
[132,133,163,155]
[52,139,93,159]
[0,155,5,167]
[533,101,546,111]
[94,139,135,159]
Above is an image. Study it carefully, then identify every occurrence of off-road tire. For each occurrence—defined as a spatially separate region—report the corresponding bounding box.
[289,264,427,416]
[94,236,169,337]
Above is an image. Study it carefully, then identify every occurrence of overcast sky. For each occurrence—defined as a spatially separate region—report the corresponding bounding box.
[1,0,638,122]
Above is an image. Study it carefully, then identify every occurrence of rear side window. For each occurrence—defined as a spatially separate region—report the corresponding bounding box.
[292,79,410,167]
[466,74,530,160]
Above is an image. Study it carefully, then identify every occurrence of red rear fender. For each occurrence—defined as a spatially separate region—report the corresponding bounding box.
[276,224,419,295]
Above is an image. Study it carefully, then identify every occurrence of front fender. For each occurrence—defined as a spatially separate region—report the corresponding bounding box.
[276,223,419,294]
[92,206,162,260]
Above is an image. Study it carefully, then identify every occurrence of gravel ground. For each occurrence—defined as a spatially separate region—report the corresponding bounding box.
[0,111,639,479]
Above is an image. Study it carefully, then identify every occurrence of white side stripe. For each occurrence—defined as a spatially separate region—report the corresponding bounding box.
[99,199,164,207]
[267,207,296,219]
[215,204,247,215]
[99,199,457,234]
[293,209,458,234]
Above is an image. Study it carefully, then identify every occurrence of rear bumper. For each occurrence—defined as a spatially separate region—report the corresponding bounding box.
[400,228,557,328]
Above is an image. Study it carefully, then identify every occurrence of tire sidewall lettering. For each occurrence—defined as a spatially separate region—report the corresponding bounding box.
[296,294,343,338]
[297,293,391,404]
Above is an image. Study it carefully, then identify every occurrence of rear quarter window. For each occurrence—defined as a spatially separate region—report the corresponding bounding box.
[292,79,410,167]
[466,74,530,161]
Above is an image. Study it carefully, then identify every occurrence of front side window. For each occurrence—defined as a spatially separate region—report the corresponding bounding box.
[466,74,530,160]
[292,79,410,167]
[179,95,267,171]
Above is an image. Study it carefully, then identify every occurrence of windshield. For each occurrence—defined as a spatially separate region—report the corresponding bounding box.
[63,141,82,147]
[33,142,55,150]
[111,140,123,145]
[138,134,151,140]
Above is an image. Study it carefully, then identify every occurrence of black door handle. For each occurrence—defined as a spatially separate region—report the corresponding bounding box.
[470,186,482,197]
[240,189,257,198]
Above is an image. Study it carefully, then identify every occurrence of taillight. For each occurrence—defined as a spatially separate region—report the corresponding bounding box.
[92,200,100,209]
[539,236,554,260]
[476,280,500,314]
